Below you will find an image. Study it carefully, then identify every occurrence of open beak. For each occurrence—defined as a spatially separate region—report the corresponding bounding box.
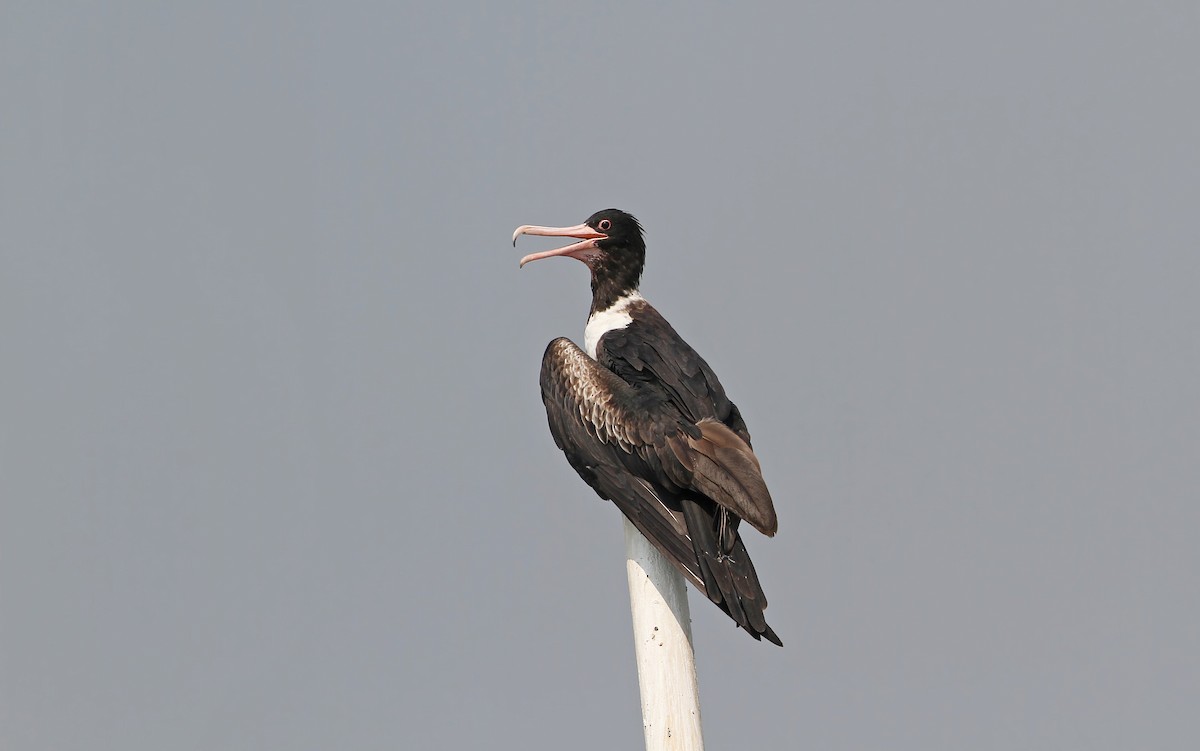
[512,223,607,268]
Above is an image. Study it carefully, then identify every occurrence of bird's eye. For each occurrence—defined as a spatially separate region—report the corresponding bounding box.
[598,219,612,231]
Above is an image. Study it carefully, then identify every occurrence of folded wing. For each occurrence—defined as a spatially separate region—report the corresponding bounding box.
[539,337,780,644]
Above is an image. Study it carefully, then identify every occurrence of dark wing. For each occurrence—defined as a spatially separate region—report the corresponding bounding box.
[597,301,777,537]
[540,337,780,644]
[597,302,752,444]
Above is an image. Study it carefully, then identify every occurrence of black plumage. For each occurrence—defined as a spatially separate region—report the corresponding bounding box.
[517,209,781,645]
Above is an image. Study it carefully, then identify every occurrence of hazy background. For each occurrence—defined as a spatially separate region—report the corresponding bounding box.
[3,3,1197,749]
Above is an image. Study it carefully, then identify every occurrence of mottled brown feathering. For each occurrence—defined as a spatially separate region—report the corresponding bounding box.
[541,329,780,645]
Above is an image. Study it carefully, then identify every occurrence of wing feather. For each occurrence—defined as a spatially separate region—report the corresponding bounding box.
[539,336,781,644]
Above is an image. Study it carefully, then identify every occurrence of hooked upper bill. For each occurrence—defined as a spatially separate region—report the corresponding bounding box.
[513,222,607,267]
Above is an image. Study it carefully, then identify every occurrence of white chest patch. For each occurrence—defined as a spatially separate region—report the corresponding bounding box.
[584,292,644,359]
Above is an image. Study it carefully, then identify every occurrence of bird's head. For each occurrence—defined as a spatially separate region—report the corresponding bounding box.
[513,209,646,302]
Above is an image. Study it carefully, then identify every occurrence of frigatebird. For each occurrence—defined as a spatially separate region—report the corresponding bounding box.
[514,209,781,645]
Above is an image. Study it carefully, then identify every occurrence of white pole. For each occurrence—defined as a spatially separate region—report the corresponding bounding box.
[624,517,705,751]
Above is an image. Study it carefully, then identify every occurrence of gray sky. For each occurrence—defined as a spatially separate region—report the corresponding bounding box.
[3,2,1198,749]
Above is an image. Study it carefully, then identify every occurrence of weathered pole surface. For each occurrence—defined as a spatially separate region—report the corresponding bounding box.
[624,518,704,751]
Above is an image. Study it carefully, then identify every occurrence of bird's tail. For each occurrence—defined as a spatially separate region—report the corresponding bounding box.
[680,497,781,646]
[606,473,781,646]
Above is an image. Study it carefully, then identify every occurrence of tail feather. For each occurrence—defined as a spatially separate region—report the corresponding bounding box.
[681,497,781,646]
